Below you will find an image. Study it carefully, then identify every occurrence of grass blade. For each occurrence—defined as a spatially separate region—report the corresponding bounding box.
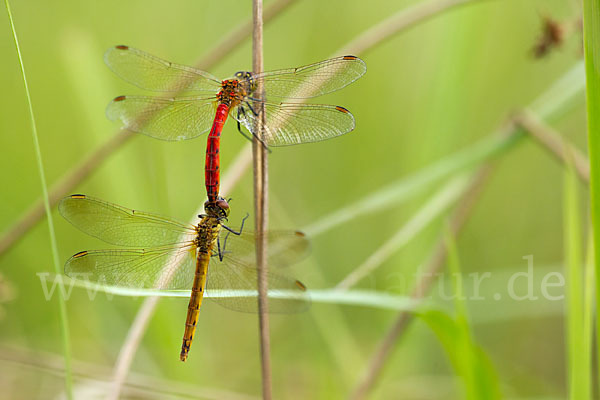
[3,1,73,398]
[416,228,500,400]
[57,279,425,312]
[583,230,595,398]
[563,151,589,398]
[582,0,600,390]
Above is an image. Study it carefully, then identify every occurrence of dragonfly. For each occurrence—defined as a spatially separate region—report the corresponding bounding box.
[59,194,310,362]
[104,45,366,203]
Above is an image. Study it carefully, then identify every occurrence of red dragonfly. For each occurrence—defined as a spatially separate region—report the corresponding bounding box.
[104,46,366,203]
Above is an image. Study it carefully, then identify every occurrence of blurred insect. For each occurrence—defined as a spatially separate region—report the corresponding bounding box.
[532,15,565,58]
[104,45,366,204]
[59,194,310,361]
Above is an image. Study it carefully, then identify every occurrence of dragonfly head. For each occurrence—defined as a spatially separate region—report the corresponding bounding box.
[234,71,252,80]
[234,71,255,92]
[204,197,230,220]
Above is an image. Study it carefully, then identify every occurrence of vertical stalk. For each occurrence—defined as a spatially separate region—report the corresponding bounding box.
[563,151,587,399]
[3,1,73,398]
[582,0,600,388]
[252,0,272,398]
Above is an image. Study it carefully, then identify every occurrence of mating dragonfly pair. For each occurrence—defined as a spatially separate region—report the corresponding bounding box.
[61,46,365,361]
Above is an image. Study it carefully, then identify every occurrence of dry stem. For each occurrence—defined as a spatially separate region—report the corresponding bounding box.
[515,109,590,182]
[337,0,486,55]
[252,0,272,398]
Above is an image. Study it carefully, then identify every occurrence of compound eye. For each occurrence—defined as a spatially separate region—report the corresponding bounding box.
[216,198,229,210]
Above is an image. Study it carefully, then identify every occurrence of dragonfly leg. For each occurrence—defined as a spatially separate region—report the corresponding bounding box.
[222,213,249,236]
[245,100,259,116]
[235,108,255,143]
[218,213,248,261]
[237,105,272,154]
[217,234,227,261]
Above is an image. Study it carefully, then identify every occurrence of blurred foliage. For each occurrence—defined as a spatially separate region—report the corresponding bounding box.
[0,0,589,398]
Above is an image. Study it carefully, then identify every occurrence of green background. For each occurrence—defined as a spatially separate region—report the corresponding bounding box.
[0,0,587,398]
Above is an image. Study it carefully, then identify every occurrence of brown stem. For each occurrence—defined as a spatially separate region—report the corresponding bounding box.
[348,165,493,400]
[337,0,486,55]
[514,108,590,182]
[252,0,272,398]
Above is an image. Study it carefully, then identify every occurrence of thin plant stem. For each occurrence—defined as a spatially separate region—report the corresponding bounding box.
[563,148,588,399]
[581,0,600,385]
[582,229,595,398]
[515,109,590,182]
[0,0,297,258]
[252,0,272,398]
[3,1,73,398]
[337,0,487,55]
[348,165,493,400]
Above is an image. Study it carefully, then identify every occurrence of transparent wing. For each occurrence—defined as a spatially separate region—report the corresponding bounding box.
[65,245,196,290]
[252,55,366,99]
[218,229,310,267]
[104,45,221,93]
[59,195,196,248]
[233,102,355,146]
[205,229,311,313]
[206,255,310,313]
[106,95,217,141]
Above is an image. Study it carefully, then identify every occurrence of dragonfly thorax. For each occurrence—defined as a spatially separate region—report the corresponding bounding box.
[217,78,251,107]
[194,217,221,254]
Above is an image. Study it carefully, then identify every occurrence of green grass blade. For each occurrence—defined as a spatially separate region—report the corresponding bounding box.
[3,1,73,398]
[416,229,501,400]
[563,154,588,399]
[59,279,426,311]
[582,0,600,390]
[583,230,595,399]
[417,308,501,400]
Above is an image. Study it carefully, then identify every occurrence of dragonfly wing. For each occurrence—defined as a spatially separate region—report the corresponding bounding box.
[104,45,221,93]
[205,254,310,313]
[65,246,196,290]
[234,102,355,146]
[218,229,310,267]
[106,95,216,141]
[59,195,196,248]
[252,55,366,99]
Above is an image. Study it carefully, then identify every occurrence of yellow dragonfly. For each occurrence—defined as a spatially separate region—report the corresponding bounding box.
[59,194,309,361]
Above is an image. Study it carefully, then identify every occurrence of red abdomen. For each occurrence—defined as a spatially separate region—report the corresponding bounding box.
[205,104,229,204]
